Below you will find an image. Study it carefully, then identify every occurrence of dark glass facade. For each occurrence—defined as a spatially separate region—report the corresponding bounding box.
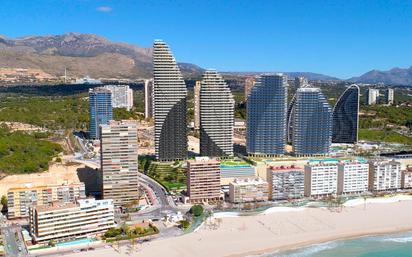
[89,88,113,139]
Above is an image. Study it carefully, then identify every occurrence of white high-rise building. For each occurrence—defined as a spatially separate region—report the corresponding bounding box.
[366,88,380,105]
[337,161,369,195]
[304,162,338,197]
[194,80,201,130]
[144,79,154,119]
[103,85,134,111]
[369,159,401,191]
[153,40,187,161]
[200,70,234,157]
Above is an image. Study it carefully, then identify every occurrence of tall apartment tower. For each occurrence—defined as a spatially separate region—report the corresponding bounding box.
[100,120,139,206]
[332,84,359,144]
[244,77,256,100]
[144,79,154,119]
[293,87,332,156]
[103,85,134,111]
[382,88,394,105]
[194,80,201,130]
[287,83,310,143]
[153,40,187,161]
[200,70,234,157]
[366,88,379,105]
[247,74,288,156]
[294,76,308,90]
[89,87,113,139]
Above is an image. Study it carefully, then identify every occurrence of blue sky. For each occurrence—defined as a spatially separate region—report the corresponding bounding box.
[1,0,412,78]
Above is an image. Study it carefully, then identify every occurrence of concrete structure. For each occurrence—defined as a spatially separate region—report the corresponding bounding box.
[7,183,85,219]
[186,157,221,203]
[144,79,154,119]
[401,168,412,189]
[294,76,308,90]
[332,85,359,144]
[103,85,133,111]
[100,120,139,206]
[153,40,187,161]
[194,80,201,130]
[293,87,332,156]
[337,161,369,195]
[89,87,113,139]
[229,178,268,203]
[244,77,256,100]
[247,74,288,156]
[200,70,234,157]
[267,165,304,200]
[368,159,402,191]
[29,199,115,244]
[220,163,256,187]
[382,88,394,105]
[304,162,338,197]
[366,88,380,105]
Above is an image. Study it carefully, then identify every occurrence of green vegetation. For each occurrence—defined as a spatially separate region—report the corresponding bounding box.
[103,223,159,242]
[221,161,248,166]
[146,162,186,191]
[190,205,204,217]
[0,127,63,174]
[178,219,191,230]
[359,129,412,145]
[360,105,412,129]
[1,195,7,207]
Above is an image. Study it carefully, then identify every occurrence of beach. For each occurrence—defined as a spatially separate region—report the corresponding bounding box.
[79,196,412,257]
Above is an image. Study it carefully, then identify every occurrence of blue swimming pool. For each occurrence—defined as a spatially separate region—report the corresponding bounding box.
[57,238,95,247]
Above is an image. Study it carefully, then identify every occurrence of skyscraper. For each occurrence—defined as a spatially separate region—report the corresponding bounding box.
[366,88,379,105]
[293,87,332,156]
[144,79,154,119]
[332,84,359,144]
[103,85,134,111]
[100,120,139,206]
[200,70,234,157]
[382,88,394,105]
[194,80,201,130]
[287,83,310,143]
[153,40,188,161]
[247,74,288,156]
[89,87,113,139]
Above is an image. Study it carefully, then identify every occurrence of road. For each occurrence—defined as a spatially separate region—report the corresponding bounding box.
[1,225,29,257]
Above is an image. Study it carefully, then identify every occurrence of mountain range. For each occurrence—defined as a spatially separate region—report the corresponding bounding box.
[0,33,411,85]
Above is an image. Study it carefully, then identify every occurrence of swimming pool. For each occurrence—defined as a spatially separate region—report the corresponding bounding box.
[57,238,95,247]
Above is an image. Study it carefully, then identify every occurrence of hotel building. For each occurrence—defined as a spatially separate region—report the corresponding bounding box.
[153,40,187,161]
[267,165,304,200]
[100,120,139,206]
[337,161,369,195]
[103,85,134,111]
[89,87,113,139]
[186,157,221,203]
[304,162,338,197]
[29,199,115,244]
[7,183,85,219]
[144,79,154,119]
[229,178,268,203]
[368,159,402,191]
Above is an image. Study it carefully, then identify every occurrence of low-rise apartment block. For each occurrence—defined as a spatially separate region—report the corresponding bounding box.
[29,199,115,244]
[229,178,268,203]
[187,157,221,203]
[267,165,304,200]
[7,183,85,219]
[368,159,401,192]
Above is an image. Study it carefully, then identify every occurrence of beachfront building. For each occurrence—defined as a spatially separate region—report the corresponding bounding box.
[332,85,359,144]
[7,183,85,219]
[244,77,256,100]
[194,80,201,130]
[100,120,139,206]
[382,88,394,105]
[29,199,115,244]
[304,162,338,197]
[286,83,310,143]
[337,161,369,195]
[186,157,221,203]
[153,40,187,161]
[103,85,134,111]
[200,70,234,157]
[247,74,288,156]
[293,87,332,156]
[89,87,113,139]
[229,178,268,203]
[220,163,256,190]
[267,165,304,200]
[365,88,379,105]
[368,160,402,192]
[401,168,412,189]
[144,79,154,119]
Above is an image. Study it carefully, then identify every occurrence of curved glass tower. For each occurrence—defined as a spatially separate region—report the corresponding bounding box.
[153,40,187,161]
[247,74,288,156]
[293,87,332,156]
[332,84,359,144]
[287,83,310,143]
[199,70,234,157]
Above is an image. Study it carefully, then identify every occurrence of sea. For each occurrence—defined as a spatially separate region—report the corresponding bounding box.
[253,231,412,257]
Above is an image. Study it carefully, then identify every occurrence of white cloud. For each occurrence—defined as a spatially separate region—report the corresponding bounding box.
[96,6,112,12]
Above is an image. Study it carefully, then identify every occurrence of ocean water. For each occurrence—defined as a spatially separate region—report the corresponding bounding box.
[254,231,412,257]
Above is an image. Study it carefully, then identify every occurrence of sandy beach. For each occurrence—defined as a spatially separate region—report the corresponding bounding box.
[76,196,412,257]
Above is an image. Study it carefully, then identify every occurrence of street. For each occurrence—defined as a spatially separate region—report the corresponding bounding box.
[1,224,29,257]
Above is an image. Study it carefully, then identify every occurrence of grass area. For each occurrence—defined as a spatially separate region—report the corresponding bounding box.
[146,162,186,191]
[359,129,412,145]
[103,224,159,243]
[0,127,63,174]
[221,161,249,166]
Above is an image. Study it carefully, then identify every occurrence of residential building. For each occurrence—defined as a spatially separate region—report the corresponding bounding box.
[304,162,338,197]
[29,199,115,244]
[293,87,332,156]
[337,161,369,195]
[382,88,394,105]
[229,178,268,203]
[247,74,288,156]
[186,157,221,203]
[103,85,133,111]
[267,165,304,200]
[100,120,139,206]
[368,159,402,191]
[401,168,412,189]
[244,77,256,100]
[7,183,85,219]
[332,84,360,144]
[365,88,379,105]
[89,87,113,139]
[144,79,154,119]
[153,40,187,161]
[194,80,201,130]
[200,70,234,157]
[286,83,310,143]
[294,76,308,90]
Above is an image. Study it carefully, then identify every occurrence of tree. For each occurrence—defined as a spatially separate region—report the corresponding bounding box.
[48,240,56,247]
[1,195,7,208]
[190,205,204,217]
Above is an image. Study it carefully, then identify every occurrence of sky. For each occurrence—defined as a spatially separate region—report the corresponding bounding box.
[1,0,412,79]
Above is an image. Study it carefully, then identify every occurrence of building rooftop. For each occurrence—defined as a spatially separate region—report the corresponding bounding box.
[230,177,267,186]
[268,165,303,171]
